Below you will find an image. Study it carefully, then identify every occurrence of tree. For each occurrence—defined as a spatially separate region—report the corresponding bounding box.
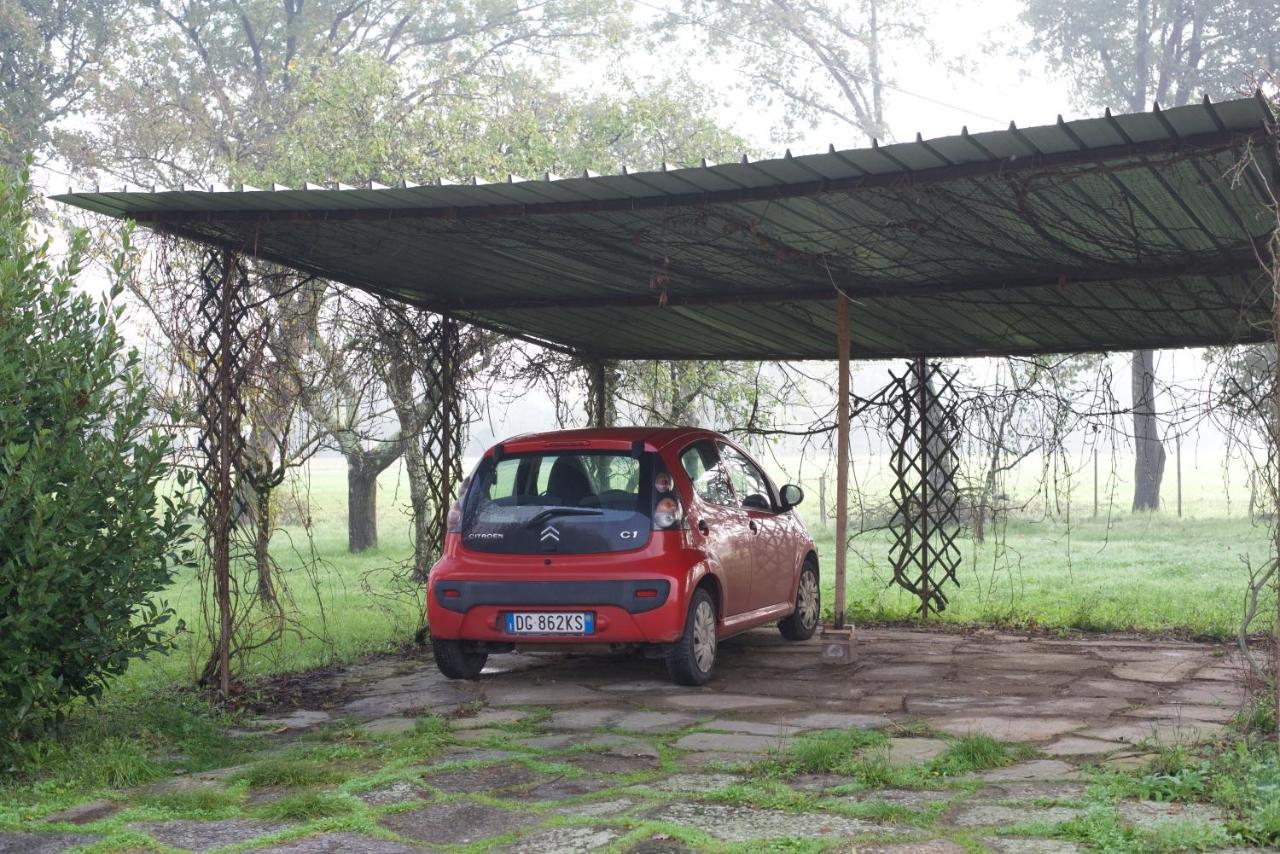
[679,0,928,143]
[1022,0,1280,510]
[0,0,121,168]
[65,0,621,186]
[241,54,753,557]
[70,1,621,553]
[0,164,191,738]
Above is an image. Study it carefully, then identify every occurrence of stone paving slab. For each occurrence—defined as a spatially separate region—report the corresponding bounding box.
[976,781,1088,801]
[648,772,744,792]
[857,842,967,854]
[978,838,1083,853]
[254,710,331,730]
[1075,719,1223,745]
[672,731,787,752]
[354,781,432,806]
[674,750,765,769]
[881,736,950,764]
[926,715,1085,742]
[949,804,1085,828]
[830,788,957,808]
[646,801,888,842]
[0,832,102,853]
[701,718,804,737]
[42,798,119,824]
[250,832,429,853]
[1117,799,1230,829]
[496,826,621,853]
[453,727,510,743]
[656,692,800,712]
[131,819,292,851]
[378,801,541,846]
[551,797,642,817]
[789,711,892,729]
[624,836,696,853]
[613,710,703,732]
[452,708,528,730]
[421,763,544,794]
[976,760,1082,782]
[519,776,618,801]
[363,716,418,736]
[1122,703,1237,723]
[565,751,661,774]
[1041,736,1125,757]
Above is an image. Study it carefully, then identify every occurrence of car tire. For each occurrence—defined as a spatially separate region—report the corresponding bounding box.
[778,559,820,641]
[432,637,488,680]
[666,588,717,686]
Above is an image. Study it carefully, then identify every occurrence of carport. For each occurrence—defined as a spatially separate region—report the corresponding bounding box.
[55,95,1280,694]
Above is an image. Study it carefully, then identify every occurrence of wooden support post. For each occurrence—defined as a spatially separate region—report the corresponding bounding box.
[213,253,234,699]
[835,296,850,628]
[1176,434,1183,518]
[441,316,454,519]
[819,474,827,529]
[915,357,931,617]
[590,358,607,428]
[822,294,856,663]
[1092,443,1098,519]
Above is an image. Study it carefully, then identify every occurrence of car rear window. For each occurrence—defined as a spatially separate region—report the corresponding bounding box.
[459,450,656,554]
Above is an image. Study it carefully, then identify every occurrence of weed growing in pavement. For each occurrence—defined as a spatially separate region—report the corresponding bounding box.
[234,758,348,789]
[137,785,244,817]
[255,790,357,820]
[781,727,887,774]
[929,734,1027,775]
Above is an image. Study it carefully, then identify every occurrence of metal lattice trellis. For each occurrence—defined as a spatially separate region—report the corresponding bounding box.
[193,249,260,694]
[886,358,963,615]
[419,315,465,563]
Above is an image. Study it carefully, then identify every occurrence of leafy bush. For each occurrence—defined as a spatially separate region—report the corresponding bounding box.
[0,164,192,739]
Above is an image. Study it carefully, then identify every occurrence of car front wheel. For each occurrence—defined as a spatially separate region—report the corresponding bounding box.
[666,588,717,685]
[432,637,488,680]
[778,559,820,640]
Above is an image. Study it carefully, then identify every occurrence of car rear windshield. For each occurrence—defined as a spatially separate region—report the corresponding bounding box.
[459,450,656,554]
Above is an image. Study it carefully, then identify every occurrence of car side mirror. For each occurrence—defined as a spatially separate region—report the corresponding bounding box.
[780,484,804,510]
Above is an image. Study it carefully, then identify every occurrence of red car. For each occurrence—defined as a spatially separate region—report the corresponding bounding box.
[426,427,820,685]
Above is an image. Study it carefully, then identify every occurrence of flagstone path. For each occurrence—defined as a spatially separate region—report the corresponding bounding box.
[9,627,1258,852]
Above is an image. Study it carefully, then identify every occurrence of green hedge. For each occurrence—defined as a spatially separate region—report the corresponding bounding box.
[0,164,193,739]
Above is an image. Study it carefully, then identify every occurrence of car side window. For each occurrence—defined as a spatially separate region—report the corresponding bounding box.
[679,442,736,506]
[718,442,775,512]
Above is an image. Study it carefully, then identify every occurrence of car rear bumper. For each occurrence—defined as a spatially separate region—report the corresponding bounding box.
[427,577,684,644]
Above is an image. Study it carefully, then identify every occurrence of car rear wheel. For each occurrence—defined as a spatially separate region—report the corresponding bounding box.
[666,588,717,686]
[432,637,488,680]
[778,559,820,640]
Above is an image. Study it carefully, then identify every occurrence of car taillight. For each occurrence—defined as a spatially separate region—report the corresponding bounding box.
[654,471,674,493]
[653,496,681,530]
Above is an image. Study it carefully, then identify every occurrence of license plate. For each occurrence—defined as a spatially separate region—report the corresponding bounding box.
[505,611,594,635]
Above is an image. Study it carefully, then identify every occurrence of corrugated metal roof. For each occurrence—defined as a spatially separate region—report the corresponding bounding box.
[53,95,1279,360]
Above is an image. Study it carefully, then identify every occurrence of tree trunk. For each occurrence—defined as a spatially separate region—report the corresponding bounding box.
[254,483,277,605]
[1131,349,1166,511]
[348,457,380,552]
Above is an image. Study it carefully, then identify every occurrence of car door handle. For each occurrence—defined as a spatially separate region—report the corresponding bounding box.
[697,519,710,535]
[749,520,758,533]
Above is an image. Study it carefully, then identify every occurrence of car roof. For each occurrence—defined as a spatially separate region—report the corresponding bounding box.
[496,426,718,452]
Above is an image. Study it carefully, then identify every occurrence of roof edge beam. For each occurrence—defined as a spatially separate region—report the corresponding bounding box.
[432,254,1263,312]
[120,129,1267,226]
